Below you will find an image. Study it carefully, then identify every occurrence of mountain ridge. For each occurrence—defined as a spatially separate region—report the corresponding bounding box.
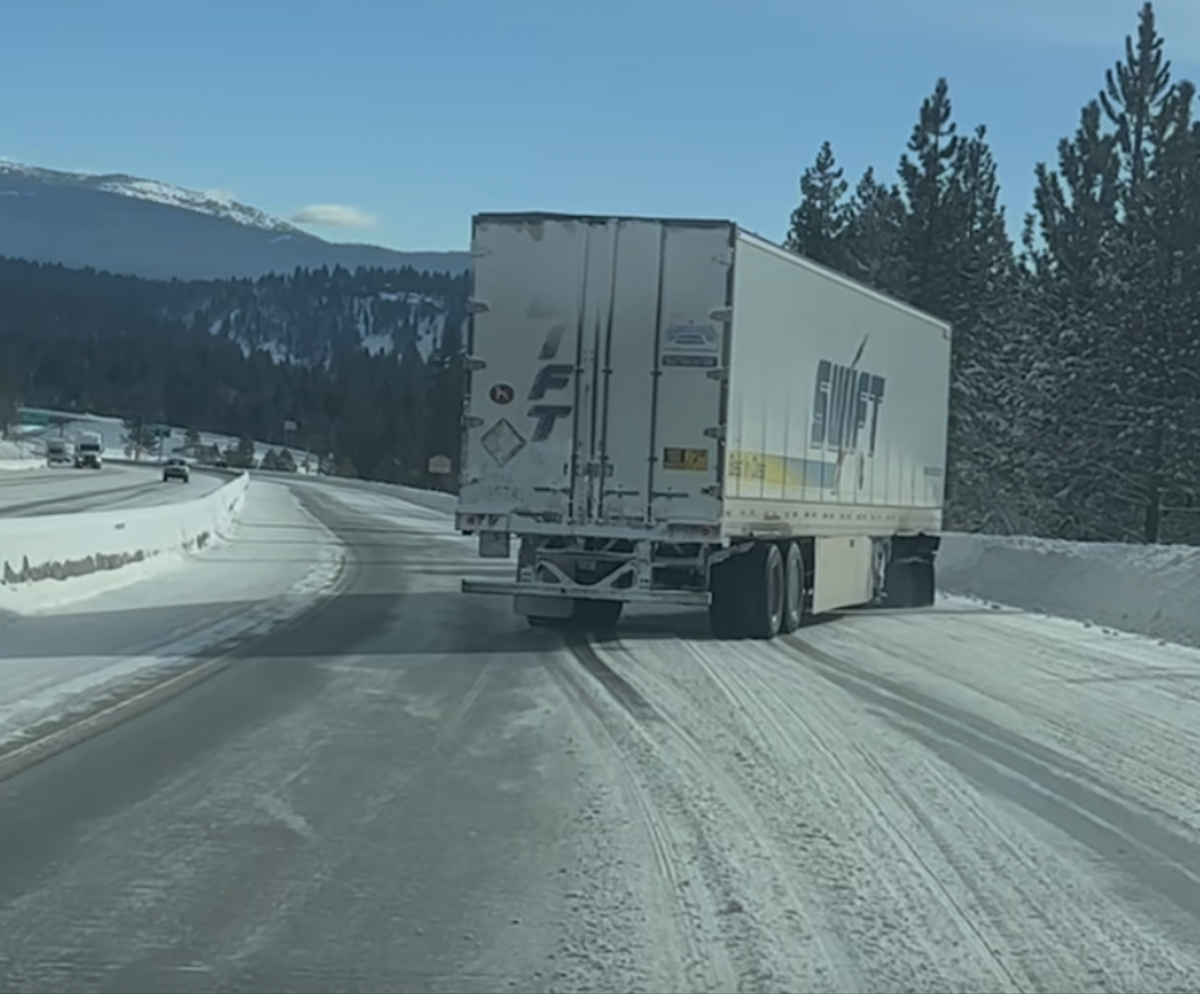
[0,160,469,281]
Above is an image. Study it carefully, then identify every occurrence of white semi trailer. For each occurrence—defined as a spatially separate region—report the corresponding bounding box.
[455,213,951,638]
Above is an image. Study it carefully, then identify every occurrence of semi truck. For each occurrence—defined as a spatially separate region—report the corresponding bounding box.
[74,431,104,469]
[454,212,951,639]
[45,438,73,466]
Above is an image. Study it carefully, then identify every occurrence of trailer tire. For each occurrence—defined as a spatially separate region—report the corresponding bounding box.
[781,541,804,633]
[744,541,785,640]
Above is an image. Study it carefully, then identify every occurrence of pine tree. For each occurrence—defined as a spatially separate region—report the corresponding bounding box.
[1024,1,1200,542]
[939,125,1021,529]
[785,141,852,271]
[898,77,961,317]
[892,79,1019,526]
[841,167,908,297]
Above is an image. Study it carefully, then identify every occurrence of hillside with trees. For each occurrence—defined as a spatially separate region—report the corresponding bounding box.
[786,1,1200,544]
[0,259,468,485]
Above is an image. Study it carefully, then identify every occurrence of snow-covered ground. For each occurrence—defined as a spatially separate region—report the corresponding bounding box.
[0,438,40,468]
[278,483,1200,991]
[937,531,1200,649]
[1,478,1198,990]
[0,479,345,755]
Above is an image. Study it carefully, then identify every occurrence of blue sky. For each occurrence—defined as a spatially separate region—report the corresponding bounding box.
[4,0,1199,252]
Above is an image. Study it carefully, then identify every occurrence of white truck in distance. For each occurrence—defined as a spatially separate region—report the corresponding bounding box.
[74,431,104,469]
[455,212,951,639]
[45,438,73,466]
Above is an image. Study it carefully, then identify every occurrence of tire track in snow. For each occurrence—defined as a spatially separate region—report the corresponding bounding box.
[780,631,1200,907]
[551,641,740,993]
[560,636,849,993]
[582,635,849,985]
[837,611,1200,833]
[770,631,1200,992]
[720,639,1026,992]
[624,633,1015,993]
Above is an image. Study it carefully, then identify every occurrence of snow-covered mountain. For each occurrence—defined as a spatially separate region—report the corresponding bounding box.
[0,161,469,281]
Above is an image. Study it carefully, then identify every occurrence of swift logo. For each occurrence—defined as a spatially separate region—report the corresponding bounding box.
[528,323,573,441]
[810,335,885,486]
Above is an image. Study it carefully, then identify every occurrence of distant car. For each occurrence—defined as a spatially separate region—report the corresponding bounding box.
[162,457,190,483]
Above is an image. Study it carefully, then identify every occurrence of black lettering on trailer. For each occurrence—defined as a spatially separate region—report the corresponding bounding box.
[528,323,574,442]
[811,359,886,457]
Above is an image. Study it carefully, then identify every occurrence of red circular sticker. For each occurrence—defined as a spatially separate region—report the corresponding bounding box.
[489,382,515,405]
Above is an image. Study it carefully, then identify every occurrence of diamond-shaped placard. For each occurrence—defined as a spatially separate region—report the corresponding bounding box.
[480,417,526,467]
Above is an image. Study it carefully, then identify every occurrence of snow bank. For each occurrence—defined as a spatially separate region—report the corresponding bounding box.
[0,440,40,471]
[0,472,250,613]
[387,484,457,515]
[937,532,1200,648]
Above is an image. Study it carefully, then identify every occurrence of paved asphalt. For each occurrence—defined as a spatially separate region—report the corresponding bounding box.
[0,484,595,993]
[0,462,226,517]
[1,478,1199,994]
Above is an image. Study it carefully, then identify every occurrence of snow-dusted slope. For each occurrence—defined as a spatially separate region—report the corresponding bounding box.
[93,175,296,234]
[0,160,468,281]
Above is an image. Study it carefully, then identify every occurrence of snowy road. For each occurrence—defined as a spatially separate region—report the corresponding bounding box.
[0,462,227,516]
[1,481,1199,992]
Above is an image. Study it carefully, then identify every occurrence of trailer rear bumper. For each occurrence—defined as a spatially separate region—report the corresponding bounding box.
[461,578,709,606]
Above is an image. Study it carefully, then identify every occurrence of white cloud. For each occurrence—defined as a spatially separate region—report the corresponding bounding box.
[288,203,377,228]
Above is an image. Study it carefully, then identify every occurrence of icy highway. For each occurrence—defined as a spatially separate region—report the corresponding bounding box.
[1,479,1199,993]
[0,461,227,516]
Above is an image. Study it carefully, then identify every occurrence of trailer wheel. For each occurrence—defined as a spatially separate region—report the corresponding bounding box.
[744,541,785,640]
[781,541,805,633]
[708,556,745,639]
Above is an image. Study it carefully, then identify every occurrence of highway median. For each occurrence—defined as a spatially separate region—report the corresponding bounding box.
[0,471,251,613]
